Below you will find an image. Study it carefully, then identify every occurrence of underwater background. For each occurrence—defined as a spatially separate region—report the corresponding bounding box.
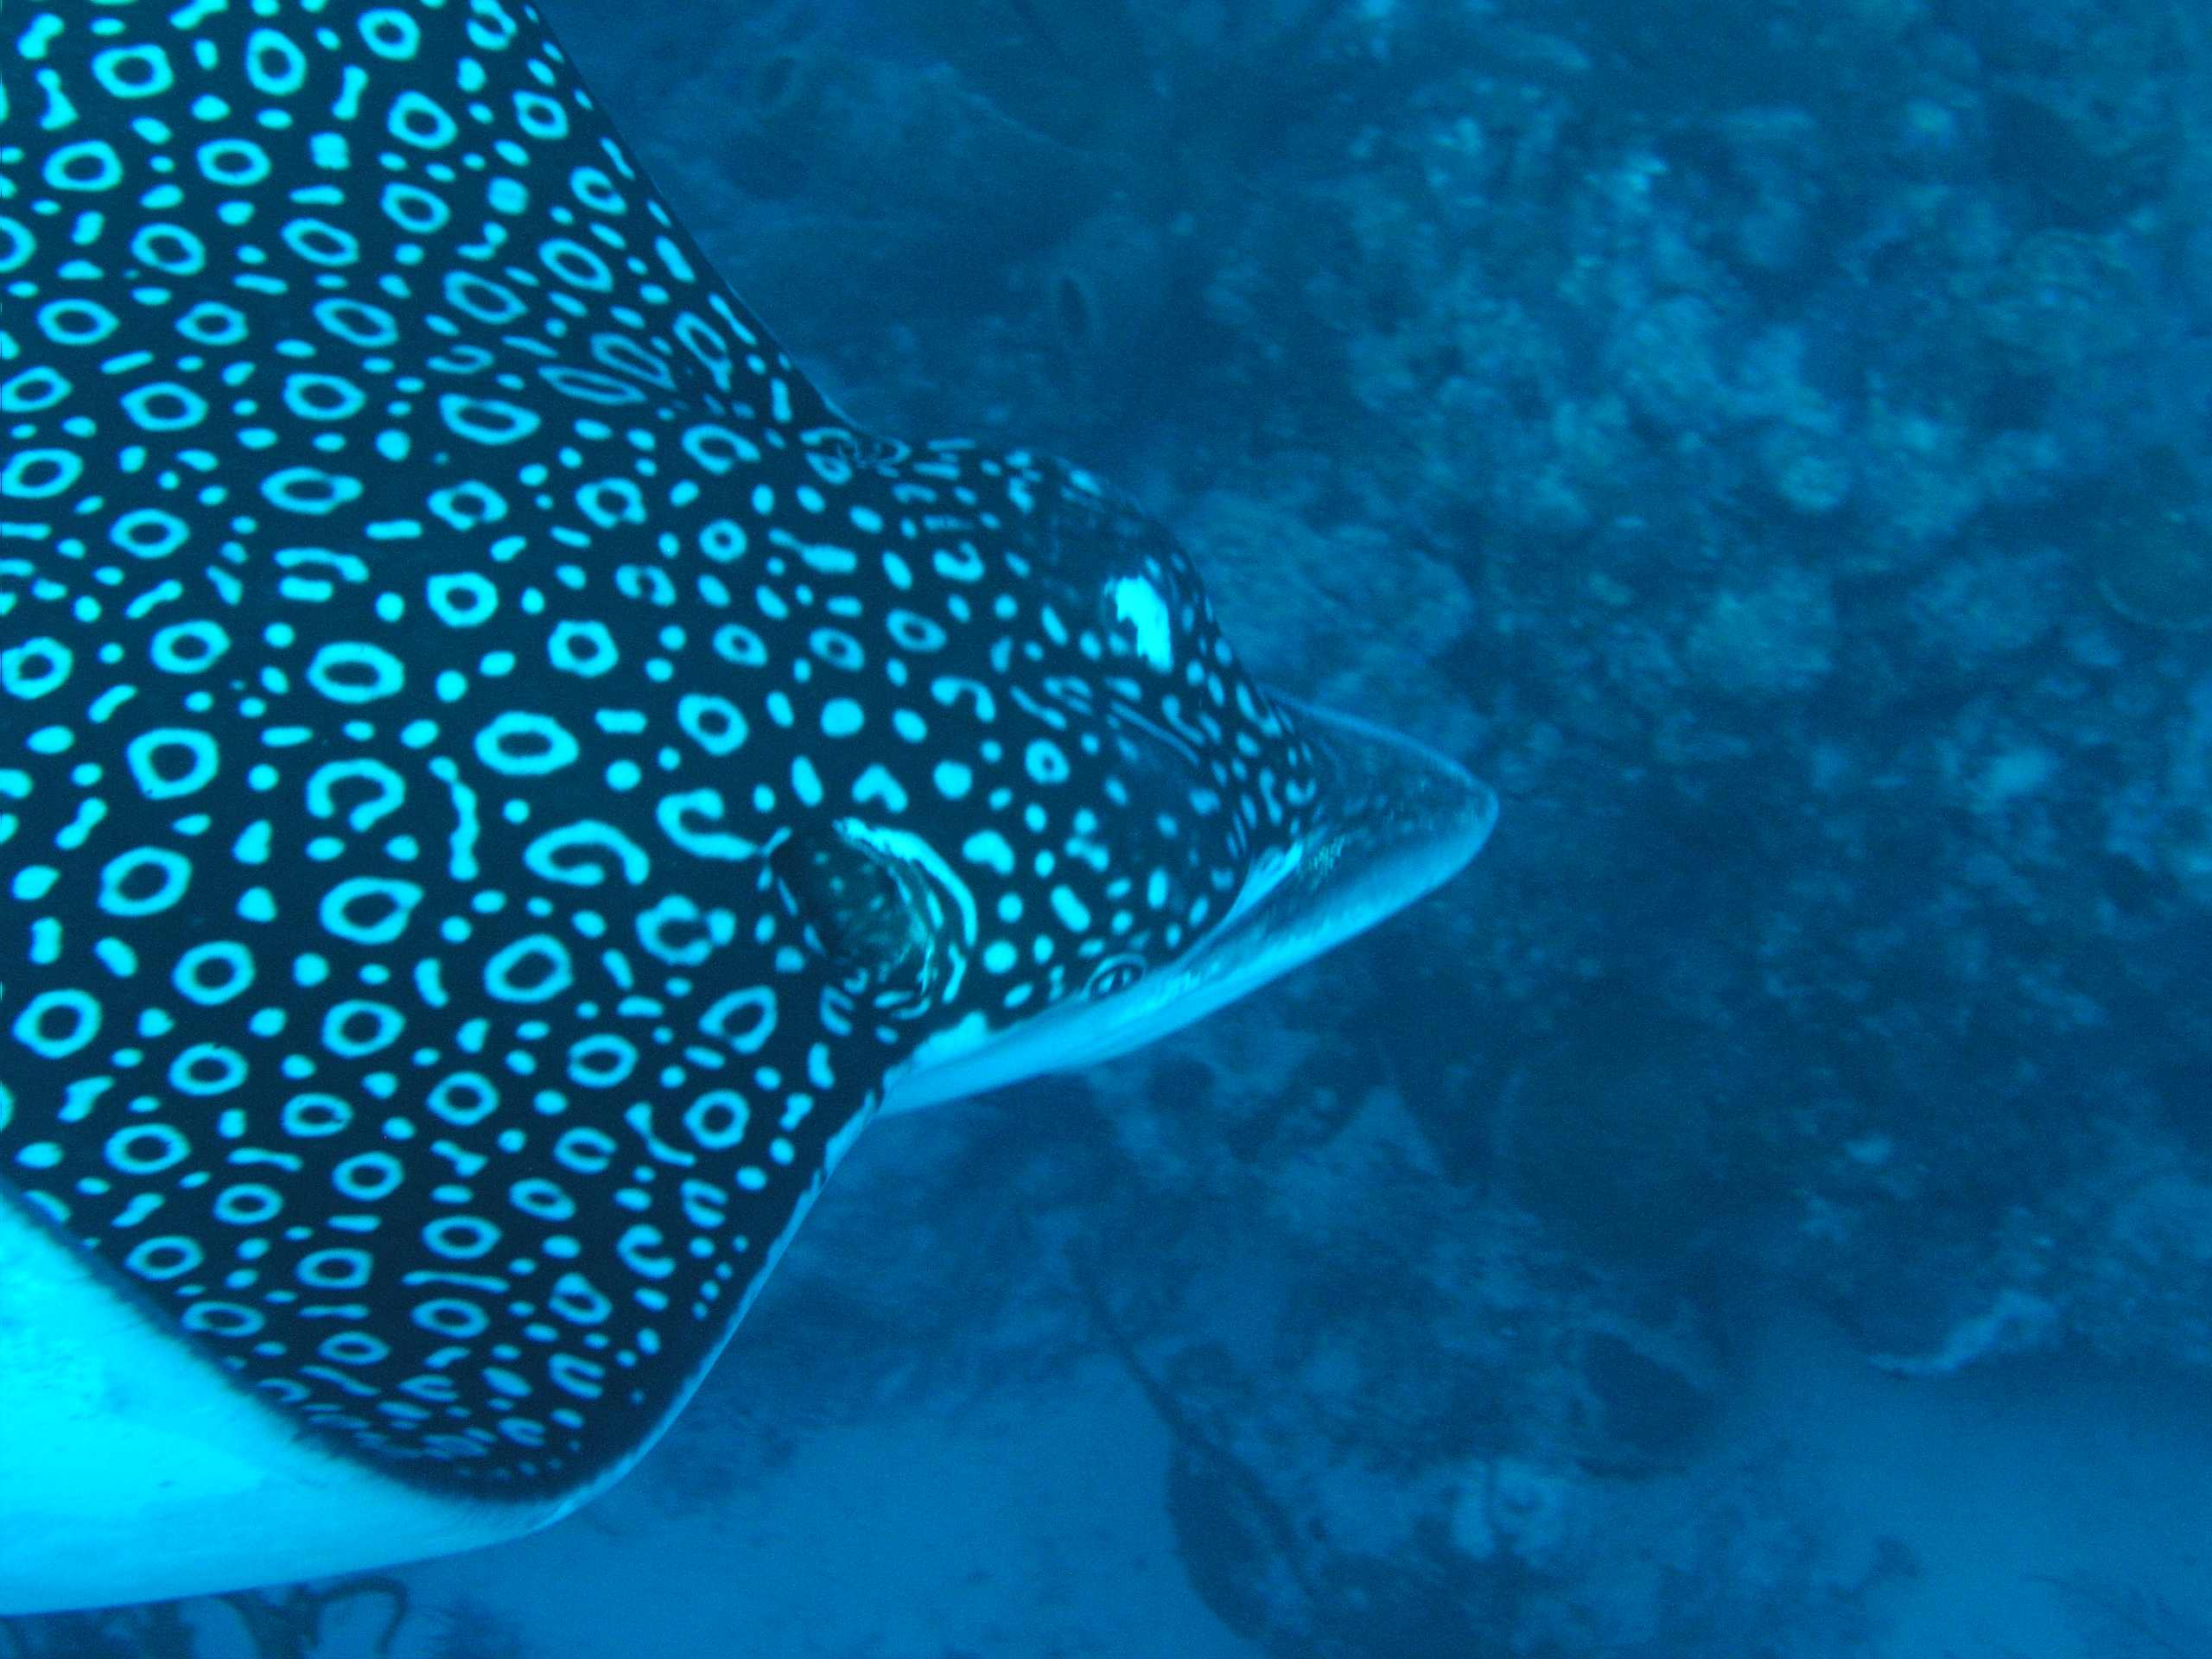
[12,0,2210,1653]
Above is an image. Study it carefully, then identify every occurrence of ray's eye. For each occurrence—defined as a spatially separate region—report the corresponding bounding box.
[1086,954,1146,999]
[773,829,939,1010]
[772,819,977,1020]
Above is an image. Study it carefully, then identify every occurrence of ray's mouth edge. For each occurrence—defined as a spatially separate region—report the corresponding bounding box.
[879,691,1497,1112]
[1190,689,1499,983]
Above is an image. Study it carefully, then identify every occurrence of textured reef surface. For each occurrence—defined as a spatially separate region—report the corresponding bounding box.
[528,4,2209,1653]
[10,0,2205,1654]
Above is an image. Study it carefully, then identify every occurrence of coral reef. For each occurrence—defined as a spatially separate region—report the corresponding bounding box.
[516,0,2212,1649]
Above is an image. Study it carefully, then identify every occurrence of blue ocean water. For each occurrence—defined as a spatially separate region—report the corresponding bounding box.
[3,0,2208,1655]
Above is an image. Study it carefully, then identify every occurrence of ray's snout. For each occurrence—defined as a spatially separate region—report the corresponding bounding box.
[1049,689,1500,1061]
[1274,691,1500,923]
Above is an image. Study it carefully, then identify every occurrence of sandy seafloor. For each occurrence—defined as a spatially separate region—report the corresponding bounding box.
[146,1247,2212,1659]
[149,1097,2212,1659]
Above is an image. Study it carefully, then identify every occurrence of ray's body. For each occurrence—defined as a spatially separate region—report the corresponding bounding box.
[0,0,1494,1609]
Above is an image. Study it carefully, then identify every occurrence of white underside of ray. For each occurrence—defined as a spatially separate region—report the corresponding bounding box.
[0,1096,866,1613]
[0,1192,557,1611]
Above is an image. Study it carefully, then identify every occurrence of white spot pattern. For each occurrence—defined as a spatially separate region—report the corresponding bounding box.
[0,0,1313,1497]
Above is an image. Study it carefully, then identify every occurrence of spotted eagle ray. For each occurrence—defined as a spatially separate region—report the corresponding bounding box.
[0,0,1496,1611]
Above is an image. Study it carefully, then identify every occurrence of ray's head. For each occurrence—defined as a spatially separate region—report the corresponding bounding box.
[763,448,1498,1110]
